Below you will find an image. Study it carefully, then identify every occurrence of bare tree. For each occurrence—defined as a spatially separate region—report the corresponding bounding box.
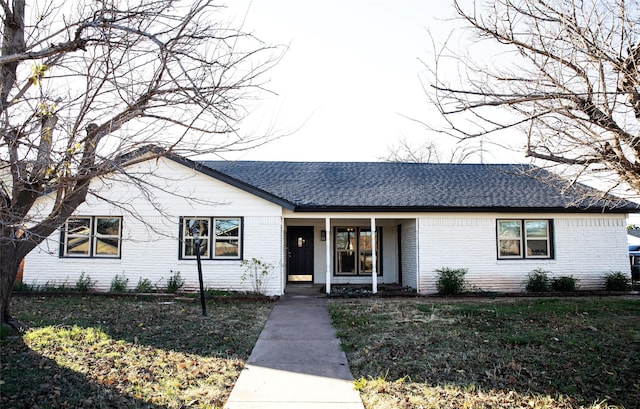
[0,0,282,329]
[425,0,640,196]
[381,136,478,163]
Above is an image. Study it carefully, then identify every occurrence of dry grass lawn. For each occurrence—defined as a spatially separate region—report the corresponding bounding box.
[329,296,640,409]
[1,295,273,408]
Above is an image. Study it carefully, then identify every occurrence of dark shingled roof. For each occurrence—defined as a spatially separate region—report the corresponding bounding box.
[195,161,640,213]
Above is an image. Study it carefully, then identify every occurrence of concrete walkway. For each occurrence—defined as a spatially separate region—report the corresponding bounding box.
[224,286,365,409]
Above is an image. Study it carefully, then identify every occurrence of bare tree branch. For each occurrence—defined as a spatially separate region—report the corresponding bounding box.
[424,0,640,197]
[0,0,283,326]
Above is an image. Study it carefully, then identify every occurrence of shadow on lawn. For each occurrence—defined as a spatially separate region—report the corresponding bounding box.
[1,337,167,409]
[97,297,270,359]
[3,294,275,409]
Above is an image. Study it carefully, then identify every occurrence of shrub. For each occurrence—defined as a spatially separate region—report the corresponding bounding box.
[75,272,96,293]
[241,258,275,295]
[38,277,70,292]
[166,270,185,293]
[525,268,551,292]
[135,277,153,293]
[13,281,35,292]
[109,273,129,293]
[603,271,631,291]
[551,275,578,292]
[435,267,468,295]
[42,280,70,292]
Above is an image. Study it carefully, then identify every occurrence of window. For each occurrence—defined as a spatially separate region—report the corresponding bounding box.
[180,217,242,260]
[183,218,210,258]
[497,219,553,259]
[61,216,122,258]
[335,227,382,275]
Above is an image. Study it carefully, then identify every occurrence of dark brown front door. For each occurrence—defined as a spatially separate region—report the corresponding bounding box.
[287,226,314,282]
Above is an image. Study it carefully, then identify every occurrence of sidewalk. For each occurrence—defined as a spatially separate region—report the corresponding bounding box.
[224,286,365,409]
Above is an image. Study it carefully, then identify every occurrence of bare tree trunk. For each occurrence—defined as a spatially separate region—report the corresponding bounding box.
[0,248,24,331]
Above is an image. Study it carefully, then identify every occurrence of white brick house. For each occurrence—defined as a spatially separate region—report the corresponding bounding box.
[22,152,639,295]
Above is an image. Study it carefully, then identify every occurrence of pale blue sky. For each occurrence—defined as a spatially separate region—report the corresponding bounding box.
[222,0,523,163]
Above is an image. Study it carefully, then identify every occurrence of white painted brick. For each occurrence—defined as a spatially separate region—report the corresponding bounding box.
[400,220,418,289]
[23,158,631,297]
[24,157,285,296]
[417,213,629,294]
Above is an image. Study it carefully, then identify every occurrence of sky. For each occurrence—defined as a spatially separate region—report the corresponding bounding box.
[221,0,524,163]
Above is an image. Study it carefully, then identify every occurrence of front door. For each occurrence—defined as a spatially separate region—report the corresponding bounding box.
[287,226,314,282]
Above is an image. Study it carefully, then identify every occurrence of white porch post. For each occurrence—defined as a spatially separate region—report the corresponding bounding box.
[325,217,331,294]
[371,217,377,294]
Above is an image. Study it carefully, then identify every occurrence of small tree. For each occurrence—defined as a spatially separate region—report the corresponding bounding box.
[241,258,275,295]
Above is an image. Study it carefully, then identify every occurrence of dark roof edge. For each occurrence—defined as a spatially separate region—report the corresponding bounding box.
[163,153,297,211]
[292,205,638,214]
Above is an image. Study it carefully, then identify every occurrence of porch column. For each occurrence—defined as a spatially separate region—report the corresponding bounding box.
[325,217,331,294]
[371,217,377,294]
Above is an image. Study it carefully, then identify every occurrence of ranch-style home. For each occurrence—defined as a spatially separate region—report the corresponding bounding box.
[23,151,640,296]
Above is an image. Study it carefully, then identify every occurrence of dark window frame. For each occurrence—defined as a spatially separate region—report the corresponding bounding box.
[179,216,244,260]
[333,226,383,276]
[496,219,554,260]
[59,216,123,258]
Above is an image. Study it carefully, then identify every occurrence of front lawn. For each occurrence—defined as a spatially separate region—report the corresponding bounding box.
[1,295,273,409]
[330,297,640,409]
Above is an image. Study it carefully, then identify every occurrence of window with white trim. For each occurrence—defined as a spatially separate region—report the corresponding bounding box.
[61,216,122,258]
[497,219,553,259]
[180,217,242,260]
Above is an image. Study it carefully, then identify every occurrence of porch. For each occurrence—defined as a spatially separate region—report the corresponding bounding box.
[283,215,418,294]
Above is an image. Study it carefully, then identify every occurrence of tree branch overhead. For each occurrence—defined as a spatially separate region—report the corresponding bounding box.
[0,0,283,327]
[426,0,640,196]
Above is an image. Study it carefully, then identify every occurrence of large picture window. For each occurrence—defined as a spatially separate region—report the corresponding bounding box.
[497,219,553,259]
[61,216,122,258]
[180,217,242,260]
[335,227,382,275]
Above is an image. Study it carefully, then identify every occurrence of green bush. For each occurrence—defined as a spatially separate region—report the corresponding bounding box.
[166,270,185,293]
[42,280,70,292]
[135,277,153,293]
[13,281,34,292]
[603,271,631,291]
[551,275,578,292]
[75,272,96,293]
[109,273,129,293]
[525,268,551,292]
[435,267,468,295]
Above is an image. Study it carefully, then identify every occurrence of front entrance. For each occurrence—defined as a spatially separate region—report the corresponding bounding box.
[287,226,314,282]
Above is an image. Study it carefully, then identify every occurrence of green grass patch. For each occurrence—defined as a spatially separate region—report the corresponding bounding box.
[1,295,273,408]
[330,297,640,409]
